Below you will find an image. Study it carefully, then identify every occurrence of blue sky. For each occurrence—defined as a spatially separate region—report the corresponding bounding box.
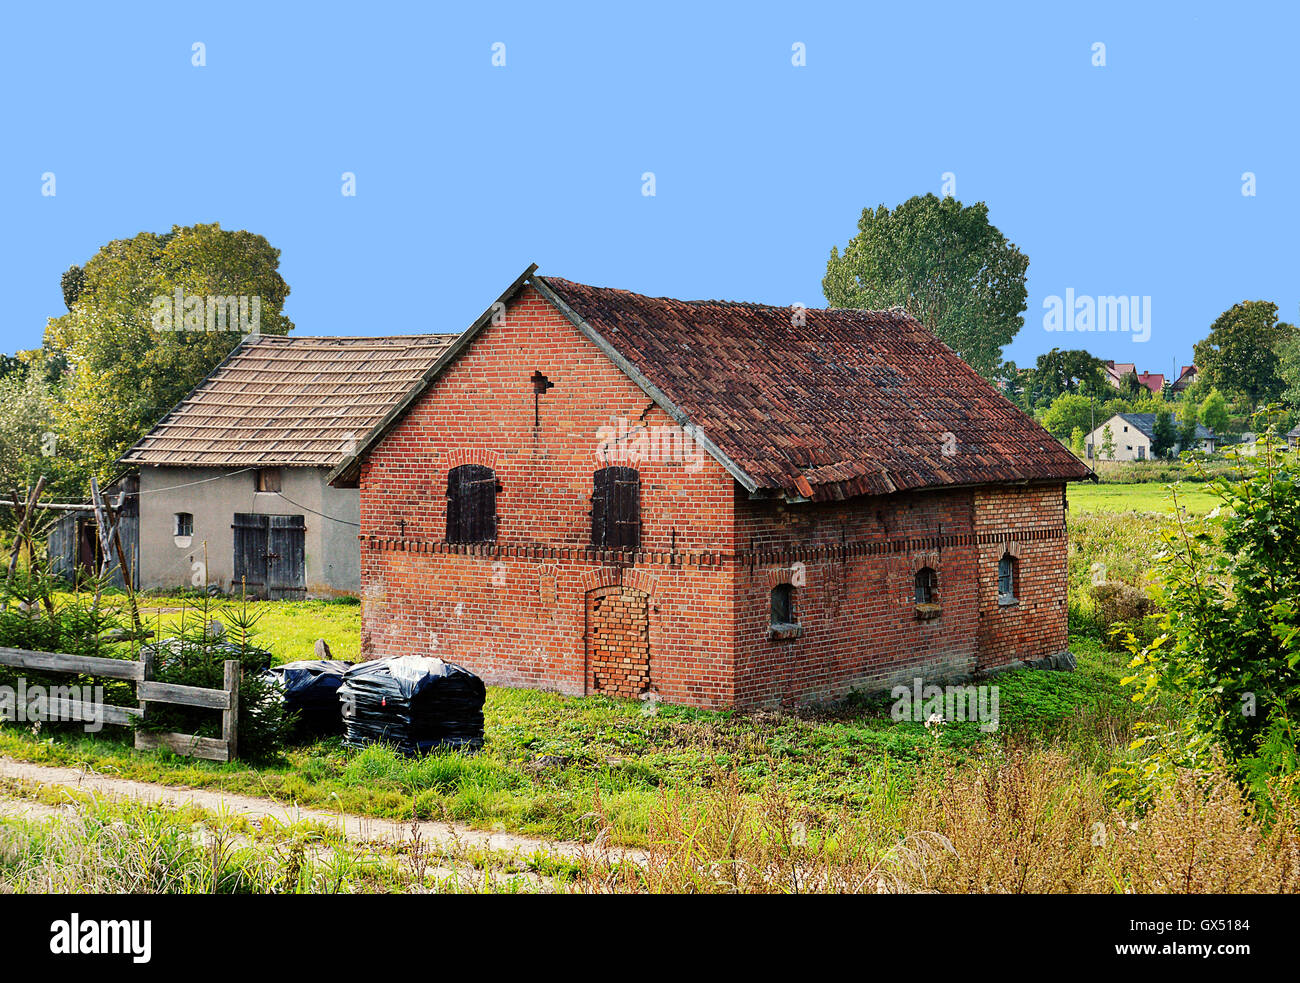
[3,1,1296,380]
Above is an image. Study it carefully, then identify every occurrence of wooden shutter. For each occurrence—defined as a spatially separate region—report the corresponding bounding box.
[591,468,609,547]
[611,469,640,550]
[592,467,640,550]
[447,465,497,543]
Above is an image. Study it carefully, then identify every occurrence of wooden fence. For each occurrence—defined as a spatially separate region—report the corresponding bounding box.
[0,646,240,762]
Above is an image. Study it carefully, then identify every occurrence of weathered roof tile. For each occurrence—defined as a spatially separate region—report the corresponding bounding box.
[540,276,1093,500]
[122,335,455,468]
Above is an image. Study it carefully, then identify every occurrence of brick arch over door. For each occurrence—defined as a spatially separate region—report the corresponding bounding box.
[584,584,653,699]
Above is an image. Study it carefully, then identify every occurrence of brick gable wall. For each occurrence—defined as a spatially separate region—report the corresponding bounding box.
[357,287,738,706]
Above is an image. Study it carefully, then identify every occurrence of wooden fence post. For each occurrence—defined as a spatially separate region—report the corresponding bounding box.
[138,646,154,721]
[222,660,240,761]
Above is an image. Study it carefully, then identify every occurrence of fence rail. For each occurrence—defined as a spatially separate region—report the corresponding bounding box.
[0,646,146,682]
[0,646,241,762]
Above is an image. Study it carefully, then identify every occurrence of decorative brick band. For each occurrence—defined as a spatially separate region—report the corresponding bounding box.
[766,567,794,588]
[359,525,1065,565]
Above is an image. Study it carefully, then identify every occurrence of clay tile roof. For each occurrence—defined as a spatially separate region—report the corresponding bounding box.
[122,335,456,468]
[538,277,1093,501]
[1136,372,1165,393]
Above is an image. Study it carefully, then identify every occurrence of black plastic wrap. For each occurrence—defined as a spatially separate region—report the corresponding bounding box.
[338,655,485,755]
[265,659,353,737]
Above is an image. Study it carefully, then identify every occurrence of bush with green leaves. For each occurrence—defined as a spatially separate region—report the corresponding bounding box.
[0,569,125,657]
[1112,413,1300,805]
[0,559,141,721]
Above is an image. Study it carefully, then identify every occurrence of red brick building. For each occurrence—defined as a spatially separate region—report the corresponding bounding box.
[331,266,1093,709]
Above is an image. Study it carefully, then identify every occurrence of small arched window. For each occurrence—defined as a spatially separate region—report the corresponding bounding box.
[998,553,1018,603]
[770,583,795,627]
[174,512,193,537]
[914,567,938,605]
[446,464,499,543]
[592,466,641,550]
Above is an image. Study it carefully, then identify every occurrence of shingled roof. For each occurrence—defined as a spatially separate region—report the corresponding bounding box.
[1116,413,1213,442]
[123,335,456,468]
[330,266,1094,499]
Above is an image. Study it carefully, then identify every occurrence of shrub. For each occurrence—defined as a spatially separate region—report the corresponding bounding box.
[1115,414,1300,802]
[139,595,293,760]
[1088,581,1156,650]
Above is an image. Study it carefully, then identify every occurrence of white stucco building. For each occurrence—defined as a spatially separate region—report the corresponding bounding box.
[1085,412,1215,462]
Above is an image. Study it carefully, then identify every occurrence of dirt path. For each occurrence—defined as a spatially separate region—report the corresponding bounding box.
[0,795,63,822]
[0,757,643,867]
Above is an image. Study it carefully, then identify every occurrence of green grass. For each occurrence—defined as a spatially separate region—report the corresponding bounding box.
[0,629,1136,847]
[51,590,364,664]
[1068,480,1220,514]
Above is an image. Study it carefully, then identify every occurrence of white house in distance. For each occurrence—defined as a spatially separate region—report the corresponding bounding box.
[1085,412,1215,462]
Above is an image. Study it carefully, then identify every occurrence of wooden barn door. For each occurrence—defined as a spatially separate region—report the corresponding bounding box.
[233,513,305,598]
[233,514,268,595]
[75,519,101,578]
[266,515,306,599]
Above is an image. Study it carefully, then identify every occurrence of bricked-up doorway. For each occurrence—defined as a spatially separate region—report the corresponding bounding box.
[585,585,652,698]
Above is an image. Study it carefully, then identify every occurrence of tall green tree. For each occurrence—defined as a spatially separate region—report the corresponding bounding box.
[1277,326,1300,412]
[0,368,81,500]
[1023,347,1110,408]
[1040,392,1094,443]
[823,194,1029,378]
[44,223,293,486]
[1176,398,1200,450]
[1116,371,1146,401]
[0,353,25,381]
[1151,407,1178,458]
[1193,301,1295,407]
[1200,388,1231,436]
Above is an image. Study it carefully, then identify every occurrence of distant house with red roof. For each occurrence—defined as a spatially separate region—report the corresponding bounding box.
[333,266,1093,708]
[1104,360,1166,396]
[1170,365,1199,394]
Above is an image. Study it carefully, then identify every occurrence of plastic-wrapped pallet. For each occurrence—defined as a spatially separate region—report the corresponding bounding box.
[265,660,353,737]
[338,655,486,755]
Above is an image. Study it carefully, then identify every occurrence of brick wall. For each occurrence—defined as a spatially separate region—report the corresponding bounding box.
[732,486,982,706]
[973,485,1070,668]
